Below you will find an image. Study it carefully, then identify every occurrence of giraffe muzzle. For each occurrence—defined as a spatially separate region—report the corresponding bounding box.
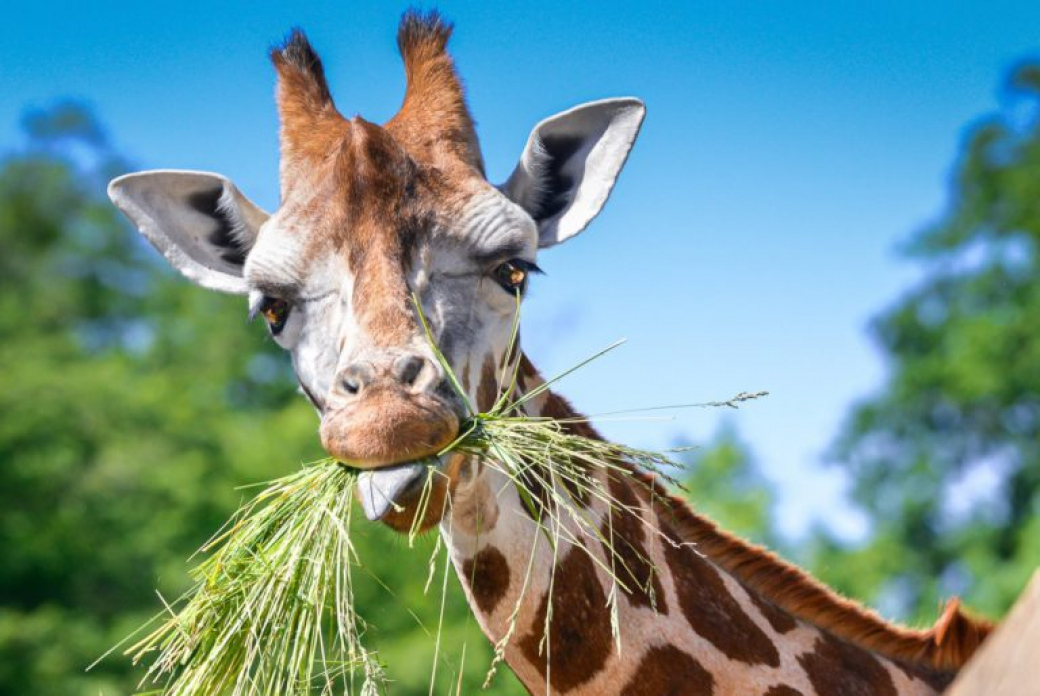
[318,386,460,468]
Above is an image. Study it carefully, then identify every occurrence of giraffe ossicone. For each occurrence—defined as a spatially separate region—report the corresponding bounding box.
[110,10,993,695]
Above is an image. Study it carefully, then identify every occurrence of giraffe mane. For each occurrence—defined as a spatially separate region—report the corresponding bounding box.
[628,465,994,672]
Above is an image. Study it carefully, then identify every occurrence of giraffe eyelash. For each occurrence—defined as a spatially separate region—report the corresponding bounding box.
[247,289,337,322]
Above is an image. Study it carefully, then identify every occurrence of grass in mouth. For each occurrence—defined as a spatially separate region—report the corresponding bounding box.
[109,462,386,696]
[104,297,765,695]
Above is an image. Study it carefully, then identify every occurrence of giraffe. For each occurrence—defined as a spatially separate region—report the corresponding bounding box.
[108,11,993,695]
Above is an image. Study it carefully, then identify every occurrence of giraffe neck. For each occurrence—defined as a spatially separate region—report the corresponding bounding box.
[443,356,972,696]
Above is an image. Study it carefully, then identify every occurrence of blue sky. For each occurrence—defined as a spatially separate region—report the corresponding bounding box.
[7,1,1040,538]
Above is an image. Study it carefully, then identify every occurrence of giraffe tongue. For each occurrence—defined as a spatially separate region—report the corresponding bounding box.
[357,462,427,521]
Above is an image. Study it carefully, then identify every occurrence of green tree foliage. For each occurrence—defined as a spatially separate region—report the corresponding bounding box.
[0,104,523,695]
[811,63,1040,624]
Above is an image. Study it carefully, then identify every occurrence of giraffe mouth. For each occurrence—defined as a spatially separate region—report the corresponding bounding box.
[356,460,434,520]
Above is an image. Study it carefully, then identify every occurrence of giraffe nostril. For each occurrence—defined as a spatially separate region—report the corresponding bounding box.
[394,354,427,387]
[340,362,373,396]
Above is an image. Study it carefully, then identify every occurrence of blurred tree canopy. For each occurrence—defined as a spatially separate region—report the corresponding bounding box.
[0,104,521,695]
[810,63,1040,624]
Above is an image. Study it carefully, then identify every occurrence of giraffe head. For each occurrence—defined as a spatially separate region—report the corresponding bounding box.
[108,11,644,532]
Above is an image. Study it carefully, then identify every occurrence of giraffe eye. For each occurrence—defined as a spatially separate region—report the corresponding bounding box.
[492,259,541,295]
[259,297,291,335]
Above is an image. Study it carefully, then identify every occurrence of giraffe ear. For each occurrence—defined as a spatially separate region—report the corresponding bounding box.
[501,98,645,248]
[108,170,269,295]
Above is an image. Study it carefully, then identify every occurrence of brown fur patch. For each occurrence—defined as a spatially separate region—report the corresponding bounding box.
[620,645,714,696]
[539,391,593,507]
[890,658,954,692]
[337,120,427,348]
[749,591,798,634]
[798,633,897,696]
[461,546,510,615]
[541,390,599,441]
[632,464,993,672]
[763,686,804,696]
[600,471,667,613]
[477,356,498,413]
[518,546,612,693]
[518,353,537,382]
[662,537,780,666]
[514,459,553,521]
[513,361,527,393]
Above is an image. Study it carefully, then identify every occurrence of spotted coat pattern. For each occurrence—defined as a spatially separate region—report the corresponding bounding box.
[447,362,961,696]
